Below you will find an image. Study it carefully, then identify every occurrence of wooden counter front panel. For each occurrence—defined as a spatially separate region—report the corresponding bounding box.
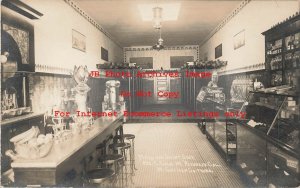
[14,168,56,186]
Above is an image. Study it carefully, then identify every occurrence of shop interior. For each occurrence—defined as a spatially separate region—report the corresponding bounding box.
[1,0,300,187]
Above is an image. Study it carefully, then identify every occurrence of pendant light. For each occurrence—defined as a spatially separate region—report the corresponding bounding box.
[152,2,164,51]
[153,6,162,29]
[153,27,164,50]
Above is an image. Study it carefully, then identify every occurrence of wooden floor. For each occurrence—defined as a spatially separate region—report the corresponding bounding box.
[122,122,245,187]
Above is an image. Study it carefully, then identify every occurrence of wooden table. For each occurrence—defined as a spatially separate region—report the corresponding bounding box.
[11,116,123,186]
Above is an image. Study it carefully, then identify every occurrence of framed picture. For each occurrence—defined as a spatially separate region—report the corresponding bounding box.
[204,52,208,61]
[215,44,222,59]
[101,47,108,61]
[72,29,86,52]
[130,57,153,69]
[1,9,35,72]
[170,56,194,68]
[233,30,245,50]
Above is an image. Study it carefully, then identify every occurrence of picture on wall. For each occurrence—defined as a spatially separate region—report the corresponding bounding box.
[101,47,108,61]
[72,29,86,52]
[170,56,194,68]
[233,29,245,50]
[130,57,153,69]
[204,52,208,61]
[215,44,222,59]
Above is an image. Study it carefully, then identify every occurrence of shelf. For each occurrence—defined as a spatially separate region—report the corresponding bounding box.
[269,68,283,71]
[205,98,226,106]
[268,148,299,177]
[236,159,267,186]
[238,120,267,138]
[267,53,282,58]
[284,47,300,54]
[250,90,298,97]
[278,118,300,126]
[254,102,279,110]
[238,120,299,159]
[1,112,44,127]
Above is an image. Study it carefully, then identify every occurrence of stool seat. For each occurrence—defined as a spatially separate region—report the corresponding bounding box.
[109,142,131,150]
[115,134,135,140]
[123,134,135,139]
[96,143,106,149]
[98,154,124,165]
[86,168,115,184]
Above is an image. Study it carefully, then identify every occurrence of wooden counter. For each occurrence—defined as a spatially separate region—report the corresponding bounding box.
[11,116,123,186]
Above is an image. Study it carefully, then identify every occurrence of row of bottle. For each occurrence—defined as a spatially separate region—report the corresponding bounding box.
[285,32,300,51]
[270,56,282,70]
[267,39,283,55]
[267,33,300,55]
[35,64,72,74]
[285,51,300,69]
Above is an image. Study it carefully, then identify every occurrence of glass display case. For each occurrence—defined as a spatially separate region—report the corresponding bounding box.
[203,98,237,162]
[237,90,299,187]
[206,118,237,162]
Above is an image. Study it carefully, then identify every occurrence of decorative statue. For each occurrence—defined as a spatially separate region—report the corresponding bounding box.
[197,71,225,104]
[73,65,90,112]
[207,71,218,88]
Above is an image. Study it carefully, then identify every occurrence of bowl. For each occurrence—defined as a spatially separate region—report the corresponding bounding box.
[7,109,17,118]
[14,139,53,159]
[22,107,31,114]
[16,108,23,116]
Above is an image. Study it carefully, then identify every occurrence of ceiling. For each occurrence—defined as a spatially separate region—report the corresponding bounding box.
[73,0,243,47]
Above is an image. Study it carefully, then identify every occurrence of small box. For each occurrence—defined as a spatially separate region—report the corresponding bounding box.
[260,97,265,103]
[287,100,296,107]
[281,110,286,118]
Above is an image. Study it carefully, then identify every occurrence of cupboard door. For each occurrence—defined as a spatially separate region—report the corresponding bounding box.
[142,78,154,105]
[170,77,181,104]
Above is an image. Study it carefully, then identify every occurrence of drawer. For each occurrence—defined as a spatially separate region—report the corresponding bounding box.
[157,81,167,85]
[157,87,167,91]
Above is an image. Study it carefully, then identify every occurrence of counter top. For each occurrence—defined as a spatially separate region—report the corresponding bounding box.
[11,116,123,168]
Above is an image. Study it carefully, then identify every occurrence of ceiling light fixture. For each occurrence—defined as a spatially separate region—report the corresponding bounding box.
[152,5,164,51]
[153,23,164,51]
[138,3,180,21]
[152,6,163,29]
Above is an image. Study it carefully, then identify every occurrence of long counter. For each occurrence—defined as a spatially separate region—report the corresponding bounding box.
[11,115,123,186]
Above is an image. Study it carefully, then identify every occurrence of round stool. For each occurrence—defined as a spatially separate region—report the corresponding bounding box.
[109,142,131,160]
[98,154,124,168]
[123,134,136,170]
[86,168,115,185]
[98,154,124,186]
[115,134,136,168]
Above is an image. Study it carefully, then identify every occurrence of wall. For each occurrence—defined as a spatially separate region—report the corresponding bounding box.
[28,73,128,114]
[124,45,199,70]
[21,0,123,72]
[199,0,298,71]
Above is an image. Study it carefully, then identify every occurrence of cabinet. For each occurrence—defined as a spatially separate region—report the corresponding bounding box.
[1,114,44,173]
[262,14,300,87]
[237,91,299,187]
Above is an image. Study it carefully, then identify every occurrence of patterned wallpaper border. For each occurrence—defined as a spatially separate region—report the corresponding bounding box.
[218,63,265,76]
[123,45,200,63]
[199,0,251,46]
[64,0,122,48]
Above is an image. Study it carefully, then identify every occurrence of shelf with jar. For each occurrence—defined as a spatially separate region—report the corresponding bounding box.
[266,39,283,57]
[263,12,300,87]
